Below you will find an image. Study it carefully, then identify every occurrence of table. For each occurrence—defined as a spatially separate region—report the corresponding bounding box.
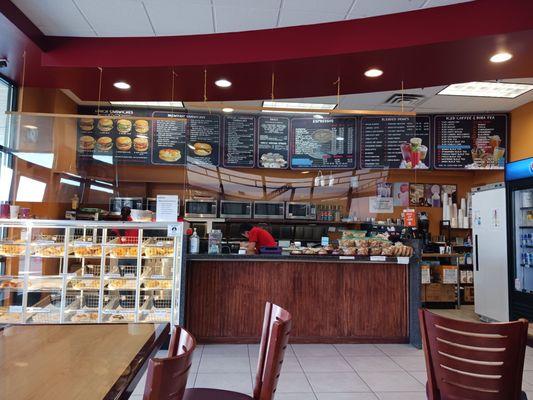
[0,323,169,400]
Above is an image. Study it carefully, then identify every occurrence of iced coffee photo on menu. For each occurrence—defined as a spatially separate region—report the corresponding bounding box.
[399,137,429,169]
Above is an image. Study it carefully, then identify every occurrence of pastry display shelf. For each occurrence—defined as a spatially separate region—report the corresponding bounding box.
[0,219,184,325]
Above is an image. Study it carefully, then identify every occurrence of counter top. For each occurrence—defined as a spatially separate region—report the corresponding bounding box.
[187,253,411,264]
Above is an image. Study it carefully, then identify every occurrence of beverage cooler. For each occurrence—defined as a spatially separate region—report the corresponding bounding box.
[506,157,533,320]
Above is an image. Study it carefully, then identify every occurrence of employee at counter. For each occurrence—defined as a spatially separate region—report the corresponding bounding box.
[240,223,276,254]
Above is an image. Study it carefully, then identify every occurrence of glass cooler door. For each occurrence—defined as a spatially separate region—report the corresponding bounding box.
[514,188,533,293]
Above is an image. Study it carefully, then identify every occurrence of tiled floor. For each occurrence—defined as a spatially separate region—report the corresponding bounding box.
[130,343,533,399]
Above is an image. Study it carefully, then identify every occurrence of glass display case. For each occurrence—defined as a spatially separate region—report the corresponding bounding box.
[0,220,184,325]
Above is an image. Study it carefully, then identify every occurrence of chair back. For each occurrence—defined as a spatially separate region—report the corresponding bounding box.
[143,326,196,400]
[253,302,292,400]
[419,309,528,400]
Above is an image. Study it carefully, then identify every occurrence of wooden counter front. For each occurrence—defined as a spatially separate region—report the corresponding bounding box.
[186,259,408,343]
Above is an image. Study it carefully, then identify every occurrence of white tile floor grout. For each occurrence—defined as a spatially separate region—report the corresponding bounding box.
[130,343,533,400]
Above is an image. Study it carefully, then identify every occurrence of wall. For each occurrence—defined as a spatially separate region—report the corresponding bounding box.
[510,101,533,162]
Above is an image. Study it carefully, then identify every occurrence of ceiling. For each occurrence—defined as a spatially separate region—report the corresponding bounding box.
[65,78,533,114]
[11,0,472,37]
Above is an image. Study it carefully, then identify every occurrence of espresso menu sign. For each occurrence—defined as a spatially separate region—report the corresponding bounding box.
[360,116,431,169]
[434,114,507,169]
[290,117,356,169]
[77,107,151,164]
[257,116,289,169]
[223,115,255,167]
[151,112,187,165]
[186,113,221,166]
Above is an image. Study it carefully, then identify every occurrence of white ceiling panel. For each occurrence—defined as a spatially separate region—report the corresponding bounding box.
[143,0,214,36]
[282,0,354,14]
[349,0,426,19]
[74,0,154,36]
[278,10,346,27]
[215,6,279,33]
[423,0,473,7]
[11,0,96,36]
[12,0,473,37]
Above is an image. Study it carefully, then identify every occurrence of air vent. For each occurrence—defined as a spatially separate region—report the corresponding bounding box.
[384,93,425,106]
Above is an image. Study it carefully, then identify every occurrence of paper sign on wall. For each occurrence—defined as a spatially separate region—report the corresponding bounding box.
[156,195,179,222]
[369,197,394,213]
[403,209,417,227]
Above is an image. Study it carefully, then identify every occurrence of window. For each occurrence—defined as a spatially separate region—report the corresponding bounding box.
[16,176,46,202]
[0,77,14,148]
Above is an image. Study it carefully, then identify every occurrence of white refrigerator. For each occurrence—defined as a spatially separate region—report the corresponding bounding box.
[472,183,509,322]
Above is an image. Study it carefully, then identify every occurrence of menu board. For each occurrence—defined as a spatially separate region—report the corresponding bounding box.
[360,116,431,169]
[257,116,290,169]
[151,111,187,165]
[290,117,356,169]
[434,114,508,169]
[186,113,221,166]
[77,107,152,164]
[223,115,256,167]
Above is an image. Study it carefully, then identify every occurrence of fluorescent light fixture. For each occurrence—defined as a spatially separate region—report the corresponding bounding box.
[13,152,54,169]
[109,101,184,108]
[0,165,13,202]
[92,155,113,164]
[215,79,232,88]
[301,171,310,174]
[90,184,113,194]
[490,52,512,63]
[336,136,344,141]
[222,107,234,113]
[60,178,80,187]
[94,179,113,186]
[16,176,46,202]
[113,81,131,90]
[364,68,383,78]
[262,101,336,114]
[313,114,324,119]
[23,125,38,130]
[438,81,533,98]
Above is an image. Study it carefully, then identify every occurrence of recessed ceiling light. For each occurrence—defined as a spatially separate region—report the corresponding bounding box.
[438,81,533,98]
[23,125,38,130]
[301,171,310,174]
[364,68,383,78]
[109,101,183,108]
[313,114,324,119]
[262,101,337,113]
[336,136,344,141]
[113,81,131,90]
[490,52,513,63]
[222,107,234,113]
[215,79,232,88]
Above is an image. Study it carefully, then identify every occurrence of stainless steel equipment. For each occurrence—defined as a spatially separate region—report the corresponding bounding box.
[286,202,317,220]
[253,201,284,219]
[109,197,144,215]
[220,200,252,218]
[184,199,218,218]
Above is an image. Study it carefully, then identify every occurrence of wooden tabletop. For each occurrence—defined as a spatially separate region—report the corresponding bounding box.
[0,323,169,400]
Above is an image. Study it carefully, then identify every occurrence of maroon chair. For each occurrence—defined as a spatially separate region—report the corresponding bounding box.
[419,309,529,400]
[184,302,292,400]
[143,326,197,400]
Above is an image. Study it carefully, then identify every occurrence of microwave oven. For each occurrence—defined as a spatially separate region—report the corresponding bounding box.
[286,202,317,220]
[109,197,144,215]
[220,201,252,218]
[253,201,285,219]
[184,199,218,218]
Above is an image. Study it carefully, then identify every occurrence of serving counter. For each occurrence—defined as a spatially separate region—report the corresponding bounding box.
[186,249,421,346]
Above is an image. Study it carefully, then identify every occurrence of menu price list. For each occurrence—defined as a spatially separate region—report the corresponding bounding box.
[360,116,430,169]
[77,108,152,164]
[223,115,256,167]
[186,114,221,166]
[151,112,187,165]
[290,117,356,169]
[257,117,290,169]
[434,114,507,170]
